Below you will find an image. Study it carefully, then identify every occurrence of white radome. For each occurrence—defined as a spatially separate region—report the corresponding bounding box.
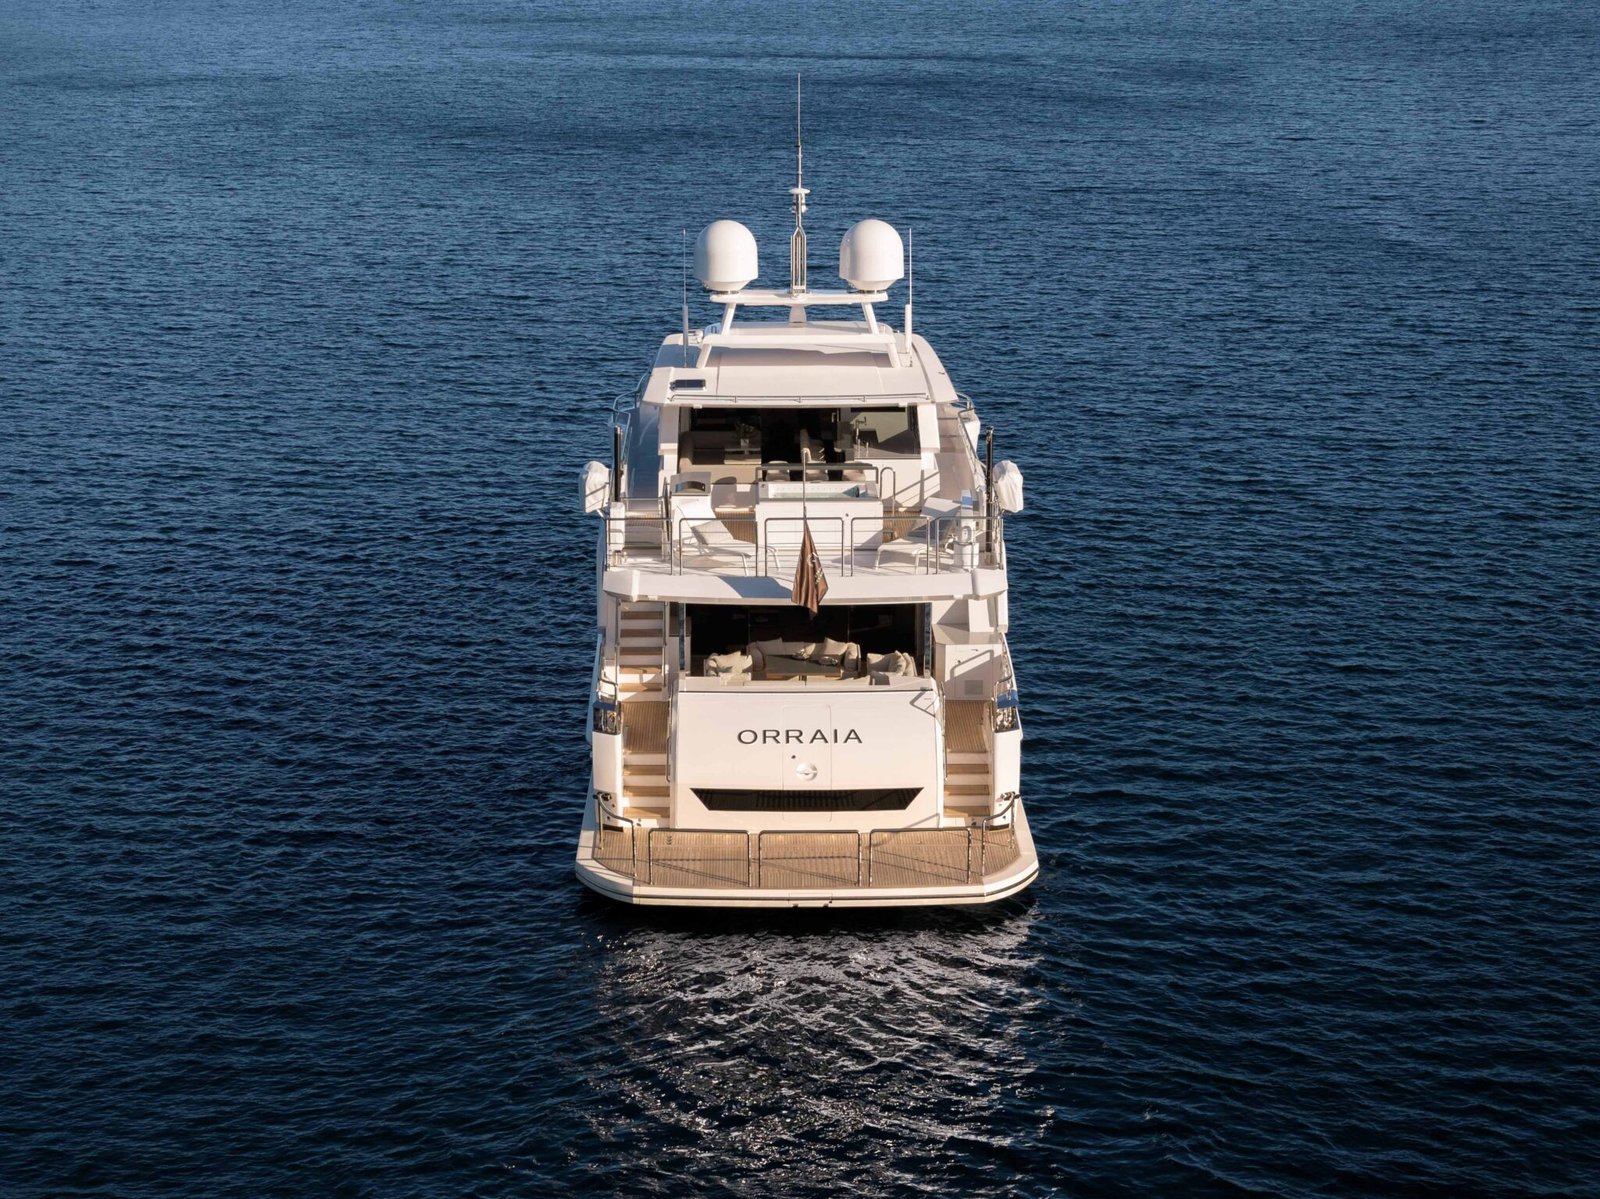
[839,218,904,292]
[694,220,760,292]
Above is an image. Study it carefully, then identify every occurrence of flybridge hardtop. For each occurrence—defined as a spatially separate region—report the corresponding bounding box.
[575,127,1036,908]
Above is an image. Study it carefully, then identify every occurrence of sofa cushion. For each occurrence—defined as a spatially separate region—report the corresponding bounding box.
[866,650,916,677]
[705,651,753,678]
[748,638,863,677]
[750,639,806,671]
[813,637,859,670]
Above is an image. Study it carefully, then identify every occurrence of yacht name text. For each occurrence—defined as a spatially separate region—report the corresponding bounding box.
[737,729,864,745]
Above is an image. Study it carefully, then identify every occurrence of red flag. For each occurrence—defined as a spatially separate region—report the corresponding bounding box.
[791,521,828,615]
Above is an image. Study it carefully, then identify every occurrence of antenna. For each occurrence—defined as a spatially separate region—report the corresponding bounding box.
[904,227,914,356]
[681,227,691,366]
[789,73,809,297]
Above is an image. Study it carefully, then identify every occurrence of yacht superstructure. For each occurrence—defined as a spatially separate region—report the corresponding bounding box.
[575,149,1036,908]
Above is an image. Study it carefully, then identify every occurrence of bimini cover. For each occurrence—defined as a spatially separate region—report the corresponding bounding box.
[992,460,1024,513]
[582,460,611,514]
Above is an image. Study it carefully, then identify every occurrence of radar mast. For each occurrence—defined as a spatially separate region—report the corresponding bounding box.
[789,74,808,299]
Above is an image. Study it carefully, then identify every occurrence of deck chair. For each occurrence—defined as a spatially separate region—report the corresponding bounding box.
[874,509,957,570]
[688,519,756,572]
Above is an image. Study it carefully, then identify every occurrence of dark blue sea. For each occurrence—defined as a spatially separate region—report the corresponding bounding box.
[3,1,1598,1195]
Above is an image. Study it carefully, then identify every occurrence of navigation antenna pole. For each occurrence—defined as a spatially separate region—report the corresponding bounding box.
[904,227,914,359]
[681,228,692,366]
[789,73,809,309]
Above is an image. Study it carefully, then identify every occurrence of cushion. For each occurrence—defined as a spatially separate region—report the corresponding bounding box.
[748,638,863,675]
[748,639,781,670]
[706,651,752,678]
[866,650,916,677]
[806,637,857,672]
[750,639,814,669]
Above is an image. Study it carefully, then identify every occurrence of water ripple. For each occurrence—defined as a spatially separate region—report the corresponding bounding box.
[4,0,1600,1195]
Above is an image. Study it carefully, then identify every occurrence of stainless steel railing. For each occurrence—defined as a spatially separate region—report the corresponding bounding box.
[591,823,1021,889]
[596,509,1004,577]
[990,632,1021,734]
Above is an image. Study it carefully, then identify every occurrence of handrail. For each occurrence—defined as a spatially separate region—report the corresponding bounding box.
[610,370,648,419]
[752,460,902,486]
[664,391,930,405]
[598,508,1003,577]
[975,791,1019,829]
[599,825,1017,888]
[594,788,633,829]
[590,631,622,748]
[592,630,619,705]
[879,465,900,509]
[759,513,846,576]
[991,632,1020,733]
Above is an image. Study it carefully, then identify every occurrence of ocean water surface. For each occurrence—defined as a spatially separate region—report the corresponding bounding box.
[3,1,1598,1195]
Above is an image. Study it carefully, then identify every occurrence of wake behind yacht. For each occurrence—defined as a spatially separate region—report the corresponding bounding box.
[575,147,1035,907]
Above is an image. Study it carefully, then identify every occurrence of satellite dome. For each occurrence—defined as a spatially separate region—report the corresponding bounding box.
[694,220,759,292]
[839,219,904,292]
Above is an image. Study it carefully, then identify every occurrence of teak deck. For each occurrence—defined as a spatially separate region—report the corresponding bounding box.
[594,825,1020,890]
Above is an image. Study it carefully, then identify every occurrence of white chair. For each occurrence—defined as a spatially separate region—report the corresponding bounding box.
[670,470,712,496]
[874,500,959,570]
[688,520,756,571]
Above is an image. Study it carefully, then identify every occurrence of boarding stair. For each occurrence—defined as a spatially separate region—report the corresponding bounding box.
[942,700,993,822]
[617,602,670,823]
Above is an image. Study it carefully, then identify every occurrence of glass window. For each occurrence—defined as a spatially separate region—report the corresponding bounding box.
[841,406,919,457]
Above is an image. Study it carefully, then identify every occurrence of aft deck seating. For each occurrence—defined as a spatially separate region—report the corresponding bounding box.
[704,651,753,681]
[749,638,861,679]
[865,649,918,684]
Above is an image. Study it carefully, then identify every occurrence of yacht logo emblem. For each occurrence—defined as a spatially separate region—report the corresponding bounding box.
[738,729,863,745]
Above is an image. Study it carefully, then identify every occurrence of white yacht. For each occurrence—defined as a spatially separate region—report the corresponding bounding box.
[575,150,1036,908]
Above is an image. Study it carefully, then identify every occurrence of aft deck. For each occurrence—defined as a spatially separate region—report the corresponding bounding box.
[578,810,1036,908]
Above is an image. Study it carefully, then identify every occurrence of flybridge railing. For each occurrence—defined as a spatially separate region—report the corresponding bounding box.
[954,390,984,461]
[951,391,1011,561]
[663,391,930,406]
[598,510,1004,578]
